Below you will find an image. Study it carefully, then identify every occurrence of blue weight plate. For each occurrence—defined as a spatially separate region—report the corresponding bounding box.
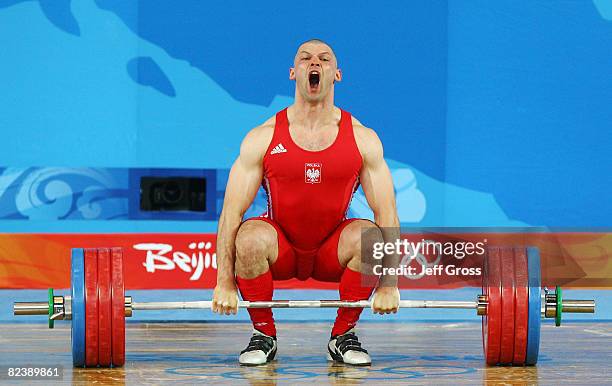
[71,248,86,367]
[526,246,541,365]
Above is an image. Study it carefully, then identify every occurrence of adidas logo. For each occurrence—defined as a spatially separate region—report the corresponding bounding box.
[270,143,288,155]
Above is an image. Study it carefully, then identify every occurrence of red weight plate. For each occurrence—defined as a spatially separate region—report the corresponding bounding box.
[84,248,99,367]
[483,247,502,366]
[513,247,529,365]
[499,247,516,365]
[97,248,112,367]
[111,247,125,366]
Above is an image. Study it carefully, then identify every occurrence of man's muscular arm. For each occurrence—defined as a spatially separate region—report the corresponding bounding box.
[212,120,273,315]
[357,127,399,231]
[354,120,401,313]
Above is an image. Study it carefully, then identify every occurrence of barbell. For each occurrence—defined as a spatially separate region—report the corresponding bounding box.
[12,246,595,367]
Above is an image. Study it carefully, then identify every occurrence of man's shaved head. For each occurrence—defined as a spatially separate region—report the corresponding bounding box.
[296,39,338,64]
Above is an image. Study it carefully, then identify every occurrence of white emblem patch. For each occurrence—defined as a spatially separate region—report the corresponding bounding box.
[305,163,322,184]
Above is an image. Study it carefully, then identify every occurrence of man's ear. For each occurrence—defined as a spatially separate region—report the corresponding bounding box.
[334,69,342,83]
[289,67,296,80]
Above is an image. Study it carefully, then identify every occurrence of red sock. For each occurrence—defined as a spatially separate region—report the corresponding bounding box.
[331,268,375,337]
[236,270,276,337]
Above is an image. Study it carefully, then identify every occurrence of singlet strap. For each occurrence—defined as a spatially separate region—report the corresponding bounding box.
[275,108,289,131]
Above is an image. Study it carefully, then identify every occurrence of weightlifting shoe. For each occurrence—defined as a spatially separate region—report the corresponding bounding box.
[327,328,371,366]
[239,330,277,366]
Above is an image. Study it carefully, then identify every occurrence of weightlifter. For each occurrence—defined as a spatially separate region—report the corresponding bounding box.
[212,39,400,366]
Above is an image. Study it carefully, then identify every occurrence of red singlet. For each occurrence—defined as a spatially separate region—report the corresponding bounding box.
[261,108,362,252]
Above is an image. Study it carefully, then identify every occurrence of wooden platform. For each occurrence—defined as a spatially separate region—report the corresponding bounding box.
[0,322,610,385]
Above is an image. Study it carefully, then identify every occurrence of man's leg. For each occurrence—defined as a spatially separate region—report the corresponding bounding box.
[332,219,382,336]
[235,219,281,337]
[315,219,383,365]
[234,218,296,366]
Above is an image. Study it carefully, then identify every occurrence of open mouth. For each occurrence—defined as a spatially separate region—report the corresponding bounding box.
[308,70,320,89]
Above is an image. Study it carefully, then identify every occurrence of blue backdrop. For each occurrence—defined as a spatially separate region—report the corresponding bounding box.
[0,0,610,232]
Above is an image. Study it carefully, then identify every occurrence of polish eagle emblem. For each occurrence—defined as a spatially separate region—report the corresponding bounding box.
[304,163,322,184]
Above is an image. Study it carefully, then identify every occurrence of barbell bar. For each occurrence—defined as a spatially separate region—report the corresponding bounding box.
[15,297,594,315]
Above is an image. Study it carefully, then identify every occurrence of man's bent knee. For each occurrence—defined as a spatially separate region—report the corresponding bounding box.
[340,220,383,272]
[235,221,277,279]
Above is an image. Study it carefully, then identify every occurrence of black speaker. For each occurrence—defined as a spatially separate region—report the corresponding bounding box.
[140,177,206,212]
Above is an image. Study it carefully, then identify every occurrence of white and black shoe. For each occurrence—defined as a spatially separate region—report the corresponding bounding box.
[327,329,371,366]
[239,330,277,366]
